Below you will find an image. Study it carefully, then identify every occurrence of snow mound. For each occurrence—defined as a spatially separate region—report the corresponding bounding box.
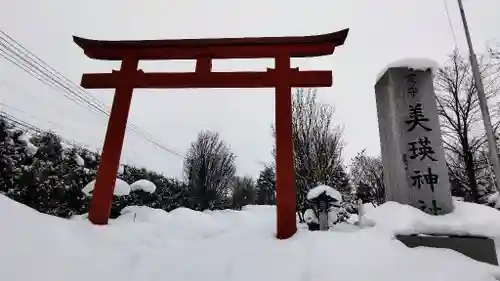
[130,179,157,193]
[307,185,342,202]
[75,154,85,167]
[82,178,131,196]
[117,165,124,174]
[17,133,31,144]
[485,192,500,208]
[304,208,341,226]
[6,128,16,136]
[365,200,500,238]
[61,142,73,150]
[376,58,439,83]
[118,205,171,224]
[1,195,500,281]
[362,202,377,214]
[25,142,38,156]
[17,133,38,155]
[304,209,316,224]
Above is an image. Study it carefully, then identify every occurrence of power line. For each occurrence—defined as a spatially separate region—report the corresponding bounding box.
[0,30,112,114]
[1,110,87,148]
[0,48,83,107]
[0,79,84,122]
[0,41,107,115]
[0,78,124,147]
[0,110,143,165]
[0,83,145,162]
[0,101,64,130]
[0,29,180,153]
[0,79,184,158]
[0,29,185,159]
[443,0,459,48]
[7,79,184,158]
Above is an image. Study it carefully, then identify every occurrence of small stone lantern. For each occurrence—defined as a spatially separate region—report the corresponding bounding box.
[305,185,342,231]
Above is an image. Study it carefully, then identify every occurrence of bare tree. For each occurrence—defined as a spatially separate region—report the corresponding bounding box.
[435,49,500,202]
[184,130,236,210]
[349,149,385,205]
[488,41,500,61]
[272,88,349,220]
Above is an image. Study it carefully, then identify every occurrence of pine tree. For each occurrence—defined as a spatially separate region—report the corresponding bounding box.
[256,166,276,205]
[184,130,235,211]
[231,176,257,210]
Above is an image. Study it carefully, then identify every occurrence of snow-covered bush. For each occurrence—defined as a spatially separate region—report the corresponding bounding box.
[0,118,205,218]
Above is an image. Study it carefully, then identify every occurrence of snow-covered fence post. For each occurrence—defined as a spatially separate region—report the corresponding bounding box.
[374,59,453,215]
[357,199,364,225]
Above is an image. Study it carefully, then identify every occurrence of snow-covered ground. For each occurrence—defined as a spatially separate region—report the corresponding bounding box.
[1,195,500,281]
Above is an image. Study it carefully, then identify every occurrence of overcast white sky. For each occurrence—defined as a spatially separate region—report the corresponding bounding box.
[1,0,499,179]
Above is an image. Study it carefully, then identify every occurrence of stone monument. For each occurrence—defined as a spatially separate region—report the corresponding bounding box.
[374,60,453,215]
[374,61,498,265]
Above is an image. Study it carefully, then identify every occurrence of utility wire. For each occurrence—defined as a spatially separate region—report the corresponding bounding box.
[0,29,185,159]
[0,79,83,121]
[0,30,111,114]
[0,87,145,162]
[1,110,88,148]
[0,110,142,165]
[443,0,459,48]
[0,101,64,130]
[0,80,142,159]
[0,29,182,157]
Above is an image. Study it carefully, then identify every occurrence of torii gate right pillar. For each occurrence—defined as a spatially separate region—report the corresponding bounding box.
[274,55,296,239]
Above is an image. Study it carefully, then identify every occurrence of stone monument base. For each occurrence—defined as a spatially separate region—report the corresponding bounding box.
[396,234,498,265]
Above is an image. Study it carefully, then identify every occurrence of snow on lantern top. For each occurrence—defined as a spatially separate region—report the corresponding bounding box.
[307,185,342,202]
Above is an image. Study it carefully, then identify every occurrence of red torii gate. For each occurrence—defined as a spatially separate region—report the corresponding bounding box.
[73,29,348,239]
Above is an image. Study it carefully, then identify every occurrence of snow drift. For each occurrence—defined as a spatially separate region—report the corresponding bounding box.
[1,195,500,281]
[366,200,500,238]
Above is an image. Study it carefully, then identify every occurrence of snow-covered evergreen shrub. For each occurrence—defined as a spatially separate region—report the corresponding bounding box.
[0,118,193,218]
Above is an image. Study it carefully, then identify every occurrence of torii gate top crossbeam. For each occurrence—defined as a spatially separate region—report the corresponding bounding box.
[73,29,349,60]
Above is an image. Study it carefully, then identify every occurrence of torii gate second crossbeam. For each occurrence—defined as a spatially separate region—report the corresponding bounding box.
[73,28,349,239]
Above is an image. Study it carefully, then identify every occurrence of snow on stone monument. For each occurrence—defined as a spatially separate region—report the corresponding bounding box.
[374,59,453,215]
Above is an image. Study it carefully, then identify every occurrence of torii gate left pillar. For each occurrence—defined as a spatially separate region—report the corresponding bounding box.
[73,29,348,239]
